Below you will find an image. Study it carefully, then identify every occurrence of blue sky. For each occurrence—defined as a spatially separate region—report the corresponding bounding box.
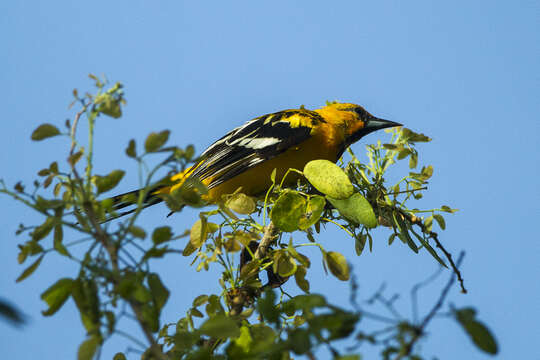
[1,1,538,358]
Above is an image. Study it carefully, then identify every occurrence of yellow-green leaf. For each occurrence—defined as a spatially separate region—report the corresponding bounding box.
[190,218,208,248]
[125,139,136,158]
[327,193,377,228]
[225,193,256,214]
[95,93,122,118]
[298,195,326,230]
[273,251,297,277]
[78,336,101,360]
[433,214,446,230]
[270,191,305,232]
[31,124,61,141]
[144,130,170,153]
[200,315,240,339]
[152,226,172,245]
[454,308,498,354]
[303,160,354,199]
[41,278,73,316]
[94,170,125,194]
[32,217,56,241]
[128,226,146,239]
[16,255,44,282]
[192,295,209,307]
[147,273,169,311]
[294,266,310,293]
[324,251,349,281]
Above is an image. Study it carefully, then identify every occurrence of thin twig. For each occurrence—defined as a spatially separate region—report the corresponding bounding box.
[393,251,465,360]
[398,209,467,293]
[69,105,86,156]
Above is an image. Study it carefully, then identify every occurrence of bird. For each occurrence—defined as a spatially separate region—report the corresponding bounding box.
[108,102,401,218]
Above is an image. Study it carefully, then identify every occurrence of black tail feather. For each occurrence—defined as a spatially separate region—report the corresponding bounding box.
[102,185,166,223]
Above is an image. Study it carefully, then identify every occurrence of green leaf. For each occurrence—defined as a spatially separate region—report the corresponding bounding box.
[41,278,73,316]
[152,226,172,245]
[16,255,44,282]
[273,251,297,277]
[454,308,498,354]
[147,273,169,311]
[78,336,101,360]
[144,130,170,153]
[53,224,69,257]
[225,193,256,214]
[95,170,125,194]
[270,191,305,232]
[327,193,377,228]
[190,308,204,318]
[393,213,418,253]
[190,218,208,248]
[336,355,361,360]
[95,93,122,118]
[113,353,127,360]
[409,228,447,268]
[205,295,225,316]
[68,150,83,167]
[425,215,434,232]
[31,124,61,141]
[304,160,354,199]
[128,225,146,239]
[324,251,350,281]
[298,195,326,230]
[354,233,366,256]
[401,128,431,143]
[71,278,100,333]
[294,266,310,293]
[125,139,137,158]
[284,294,326,313]
[192,294,209,307]
[199,315,240,339]
[422,165,434,179]
[32,217,56,241]
[257,290,279,324]
[433,214,446,230]
[409,152,418,169]
[229,325,253,354]
[289,328,311,355]
[250,324,276,353]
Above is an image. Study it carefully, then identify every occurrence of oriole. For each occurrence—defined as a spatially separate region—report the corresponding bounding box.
[110,102,400,216]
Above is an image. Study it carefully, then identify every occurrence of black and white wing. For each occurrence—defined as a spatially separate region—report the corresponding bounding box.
[189,109,325,189]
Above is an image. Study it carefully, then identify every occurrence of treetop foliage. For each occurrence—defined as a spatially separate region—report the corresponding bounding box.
[0,76,498,359]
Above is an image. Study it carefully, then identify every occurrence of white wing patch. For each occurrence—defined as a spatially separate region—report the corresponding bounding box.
[237,137,280,149]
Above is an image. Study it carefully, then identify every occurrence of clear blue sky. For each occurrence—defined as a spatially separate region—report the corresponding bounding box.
[1,1,538,358]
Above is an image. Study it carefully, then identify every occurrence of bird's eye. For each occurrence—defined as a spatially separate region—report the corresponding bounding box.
[353,107,368,120]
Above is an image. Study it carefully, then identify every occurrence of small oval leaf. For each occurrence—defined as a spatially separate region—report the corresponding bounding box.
[144,130,170,153]
[304,160,354,199]
[327,193,377,228]
[152,226,172,245]
[31,124,61,141]
[16,255,44,282]
[270,191,305,232]
[200,315,240,339]
[95,170,125,194]
[225,193,256,214]
[41,278,73,316]
[324,251,349,281]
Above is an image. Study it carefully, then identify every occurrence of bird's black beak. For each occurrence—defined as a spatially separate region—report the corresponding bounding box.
[346,116,402,147]
[364,117,402,134]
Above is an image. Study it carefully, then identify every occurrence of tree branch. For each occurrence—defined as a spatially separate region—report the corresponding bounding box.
[393,251,465,359]
[254,222,278,260]
[398,209,467,293]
